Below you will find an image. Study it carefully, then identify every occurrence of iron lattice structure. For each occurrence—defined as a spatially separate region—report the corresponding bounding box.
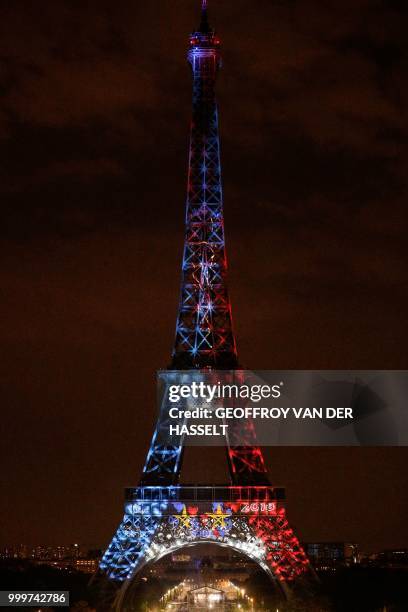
[141,369,270,487]
[100,487,309,602]
[172,0,236,372]
[97,3,311,607]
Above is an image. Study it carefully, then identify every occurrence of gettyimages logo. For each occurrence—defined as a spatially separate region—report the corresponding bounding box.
[168,381,282,403]
[158,371,406,446]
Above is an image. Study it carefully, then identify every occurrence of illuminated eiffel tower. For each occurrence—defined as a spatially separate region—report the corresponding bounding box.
[96,2,311,608]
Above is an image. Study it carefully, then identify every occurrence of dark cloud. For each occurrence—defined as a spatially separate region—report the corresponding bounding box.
[0,1,407,550]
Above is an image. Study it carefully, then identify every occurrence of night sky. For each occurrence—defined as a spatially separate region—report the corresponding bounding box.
[1,1,407,553]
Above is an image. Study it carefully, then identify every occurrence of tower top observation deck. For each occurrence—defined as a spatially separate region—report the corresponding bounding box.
[189,0,221,52]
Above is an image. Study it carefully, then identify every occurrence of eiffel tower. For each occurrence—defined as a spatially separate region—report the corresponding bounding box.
[97,1,311,607]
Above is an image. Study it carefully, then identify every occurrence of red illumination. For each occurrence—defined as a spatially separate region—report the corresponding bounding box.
[247,510,309,581]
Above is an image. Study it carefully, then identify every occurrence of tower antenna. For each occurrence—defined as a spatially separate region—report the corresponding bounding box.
[200,0,210,32]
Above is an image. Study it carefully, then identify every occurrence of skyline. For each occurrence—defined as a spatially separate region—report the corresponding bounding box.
[1,0,407,554]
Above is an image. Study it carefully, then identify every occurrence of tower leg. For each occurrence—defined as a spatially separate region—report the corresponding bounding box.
[99,511,164,581]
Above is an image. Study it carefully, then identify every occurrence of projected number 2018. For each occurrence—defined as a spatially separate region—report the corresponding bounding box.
[240,502,276,514]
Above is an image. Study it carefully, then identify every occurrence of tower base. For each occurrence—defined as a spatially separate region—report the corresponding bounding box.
[95,485,311,608]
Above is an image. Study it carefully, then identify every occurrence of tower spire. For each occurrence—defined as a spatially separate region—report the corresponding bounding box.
[173,0,231,369]
[200,0,210,32]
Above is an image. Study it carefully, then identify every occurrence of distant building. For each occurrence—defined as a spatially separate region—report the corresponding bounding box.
[188,585,225,608]
[28,544,81,561]
[377,549,408,569]
[304,542,358,570]
[74,558,99,574]
[161,579,255,610]
[146,548,258,582]
[0,544,101,574]
[0,544,28,560]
